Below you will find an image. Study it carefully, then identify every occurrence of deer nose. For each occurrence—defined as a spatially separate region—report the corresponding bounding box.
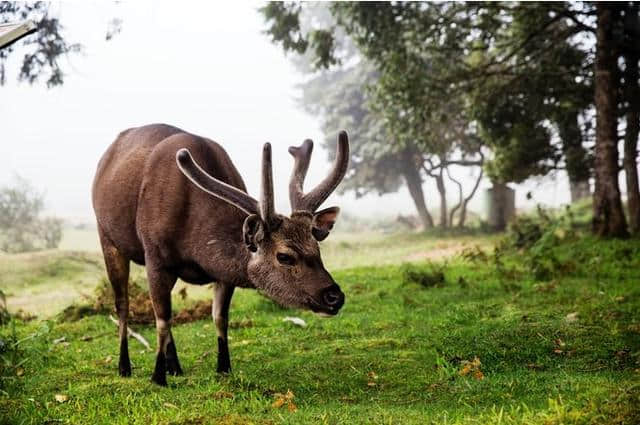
[322,285,344,309]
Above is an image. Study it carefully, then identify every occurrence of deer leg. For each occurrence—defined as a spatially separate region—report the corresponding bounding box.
[146,263,178,386]
[213,283,235,373]
[99,231,131,377]
[165,330,183,376]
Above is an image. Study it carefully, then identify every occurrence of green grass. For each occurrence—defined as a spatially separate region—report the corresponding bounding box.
[1,233,639,424]
[1,229,487,318]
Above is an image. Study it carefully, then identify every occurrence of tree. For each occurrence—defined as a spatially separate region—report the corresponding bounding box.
[622,3,640,234]
[264,2,639,237]
[262,2,485,229]
[0,177,63,253]
[592,3,628,237]
[0,2,82,87]
[298,65,437,229]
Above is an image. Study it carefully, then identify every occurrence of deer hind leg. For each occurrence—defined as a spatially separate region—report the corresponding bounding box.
[165,329,183,376]
[146,262,180,386]
[98,230,131,377]
[213,282,235,373]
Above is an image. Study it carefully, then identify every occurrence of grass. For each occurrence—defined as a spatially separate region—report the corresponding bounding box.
[1,229,639,424]
[1,229,487,318]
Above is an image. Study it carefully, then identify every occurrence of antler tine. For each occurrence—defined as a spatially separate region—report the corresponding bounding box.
[293,131,349,212]
[176,149,259,216]
[288,139,314,212]
[260,143,278,227]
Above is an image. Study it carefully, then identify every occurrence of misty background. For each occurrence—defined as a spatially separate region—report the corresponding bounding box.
[1,1,572,225]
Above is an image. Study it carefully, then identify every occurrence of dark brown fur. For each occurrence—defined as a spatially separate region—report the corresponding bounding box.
[92,124,347,386]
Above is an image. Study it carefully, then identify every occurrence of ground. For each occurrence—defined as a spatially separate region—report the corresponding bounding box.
[1,228,639,424]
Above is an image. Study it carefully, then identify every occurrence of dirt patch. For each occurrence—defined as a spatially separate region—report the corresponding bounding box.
[59,278,214,324]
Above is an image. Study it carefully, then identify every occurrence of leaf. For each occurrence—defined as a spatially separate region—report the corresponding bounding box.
[16,367,24,377]
[565,312,578,323]
[213,391,234,400]
[283,317,307,327]
[54,394,69,403]
[272,390,296,411]
[163,402,178,409]
[459,364,472,376]
[104,355,113,364]
[459,356,484,378]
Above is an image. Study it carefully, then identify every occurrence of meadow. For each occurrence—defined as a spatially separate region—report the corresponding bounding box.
[1,221,639,424]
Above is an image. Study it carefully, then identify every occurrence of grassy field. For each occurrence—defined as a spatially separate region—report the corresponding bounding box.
[1,229,486,318]
[1,227,639,424]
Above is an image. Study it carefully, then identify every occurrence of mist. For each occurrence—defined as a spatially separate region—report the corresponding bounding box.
[0,1,573,224]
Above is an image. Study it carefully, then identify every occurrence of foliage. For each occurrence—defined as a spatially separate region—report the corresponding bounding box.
[0,2,81,87]
[400,262,446,288]
[0,177,63,253]
[0,319,51,394]
[298,65,405,198]
[263,3,485,229]
[505,205,578,251]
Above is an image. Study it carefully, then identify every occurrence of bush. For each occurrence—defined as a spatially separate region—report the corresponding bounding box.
[506,205,577,251]
[400,262,447,288]
[0,177,63,253]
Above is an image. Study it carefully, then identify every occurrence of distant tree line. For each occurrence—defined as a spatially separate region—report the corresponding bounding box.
[261,2,640,237]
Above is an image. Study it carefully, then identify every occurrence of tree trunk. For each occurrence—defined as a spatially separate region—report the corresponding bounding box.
[446,167,463,227]
[593,4,628,237]
[401,153,434,230]
[556,110,591,202]
[486,181,515,232]
[458,167,483,228]
[435,167,447,228]
[623,3,640,234]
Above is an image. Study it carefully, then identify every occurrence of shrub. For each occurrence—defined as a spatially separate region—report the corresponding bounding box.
[0,177,63,253]
[400,262,446,288]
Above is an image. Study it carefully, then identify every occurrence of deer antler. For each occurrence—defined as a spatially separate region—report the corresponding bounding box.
[260,143,279,228]
[176,149,259,216]
[288,131,349,212]
[177,145,280,229]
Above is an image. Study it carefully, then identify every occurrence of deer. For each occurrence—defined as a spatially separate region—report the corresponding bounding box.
[92,124,349,386]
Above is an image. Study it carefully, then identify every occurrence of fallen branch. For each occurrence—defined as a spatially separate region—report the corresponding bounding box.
[109,315,151,350]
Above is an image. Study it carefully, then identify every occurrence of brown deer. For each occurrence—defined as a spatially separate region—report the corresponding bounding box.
[92,124,349,386]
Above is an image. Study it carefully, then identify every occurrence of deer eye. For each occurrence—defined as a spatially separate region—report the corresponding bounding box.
[276,253,296,266]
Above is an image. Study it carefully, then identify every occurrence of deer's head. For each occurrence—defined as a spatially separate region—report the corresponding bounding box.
[176,132,349,316]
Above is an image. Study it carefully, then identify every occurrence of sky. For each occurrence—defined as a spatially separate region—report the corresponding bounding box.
[0,1,574,223]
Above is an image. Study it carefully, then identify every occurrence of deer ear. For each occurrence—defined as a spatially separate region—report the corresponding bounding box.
[312,206,340,241]
[243,214,265,252]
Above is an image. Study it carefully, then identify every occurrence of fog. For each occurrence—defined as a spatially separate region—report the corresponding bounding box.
[0,1,572,224]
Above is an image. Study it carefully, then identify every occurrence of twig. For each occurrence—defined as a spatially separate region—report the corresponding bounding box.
[109,315,151,350]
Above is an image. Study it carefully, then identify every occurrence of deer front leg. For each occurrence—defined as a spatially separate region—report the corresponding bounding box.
[146,264,179,386]
[213,282,235,373]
